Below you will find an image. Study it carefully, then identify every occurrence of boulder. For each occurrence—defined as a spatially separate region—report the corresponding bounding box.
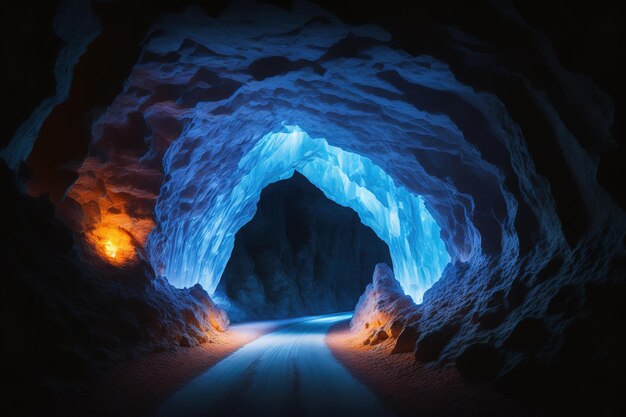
[414,324,460,362]
[389,319,405,338]
[391,325,420,354]
[370,329,390,345]
[351,263,417,333]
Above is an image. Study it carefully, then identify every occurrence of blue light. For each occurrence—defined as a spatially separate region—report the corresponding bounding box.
[154,125,450,303]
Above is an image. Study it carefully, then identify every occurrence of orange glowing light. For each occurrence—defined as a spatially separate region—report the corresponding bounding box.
[88,225,136,265]
[66,155,157,267]
[104,239,118,259]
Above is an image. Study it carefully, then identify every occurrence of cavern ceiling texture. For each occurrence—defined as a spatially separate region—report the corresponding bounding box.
[1,1,624,416]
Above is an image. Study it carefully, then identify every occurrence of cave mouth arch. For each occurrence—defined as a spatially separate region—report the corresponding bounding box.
[215,171,393,322]
[152,125,450,303]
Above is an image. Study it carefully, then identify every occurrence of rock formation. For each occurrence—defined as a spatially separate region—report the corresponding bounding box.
[218,172,391,321]
[0,163,227,416]
[1,0,624,415]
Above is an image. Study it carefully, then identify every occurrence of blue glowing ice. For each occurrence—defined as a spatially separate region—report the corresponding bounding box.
[157,125,450,303]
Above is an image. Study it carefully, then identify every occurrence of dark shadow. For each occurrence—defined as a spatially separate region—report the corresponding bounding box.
[216,172,391,322]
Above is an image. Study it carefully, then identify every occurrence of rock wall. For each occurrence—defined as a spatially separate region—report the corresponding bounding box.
[351,257,626,415]
[0,163,227,416]
[1,1,625,416]
[218,172,392,321]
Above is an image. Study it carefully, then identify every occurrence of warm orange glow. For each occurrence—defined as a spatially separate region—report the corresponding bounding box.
[210,315,226,332]
[66,155,157,267]
[88,225,136,265]
[104,239,118,259]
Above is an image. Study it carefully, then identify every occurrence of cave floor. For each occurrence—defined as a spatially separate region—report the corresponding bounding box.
[327,321,549,417]
[73,318,291,417]
[74,313,549,417]
[157,312,393,417]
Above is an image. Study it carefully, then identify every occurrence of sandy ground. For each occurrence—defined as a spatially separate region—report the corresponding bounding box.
[71,320,286,417]
[62,317,546,417]
[326,321,546,417]
[157,313,390,417]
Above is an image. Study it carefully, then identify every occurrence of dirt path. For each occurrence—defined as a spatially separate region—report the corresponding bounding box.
[157,313,393,417]
[326,321,545,417]
[72,318,294,417]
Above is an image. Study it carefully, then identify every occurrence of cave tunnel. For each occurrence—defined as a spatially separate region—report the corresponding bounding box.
[216,170,394,322]
[1,1,625,417]
[154,125,449,307]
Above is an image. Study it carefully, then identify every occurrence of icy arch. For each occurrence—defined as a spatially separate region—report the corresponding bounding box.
[153,125,450,303]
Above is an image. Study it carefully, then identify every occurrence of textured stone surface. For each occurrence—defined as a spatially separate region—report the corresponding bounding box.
[0,163,227,415]
[350,257,626,414]
[391,325,420,354]
[1,1,625,415]
[351,263,420,342]
[414,323,461,362]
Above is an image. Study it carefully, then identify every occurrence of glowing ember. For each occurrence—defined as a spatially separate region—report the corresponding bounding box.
[66,156,156,267]
[104,239,118,259]
[87,225,136,265]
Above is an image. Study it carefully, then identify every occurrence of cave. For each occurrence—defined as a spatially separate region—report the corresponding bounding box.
[2,1,625,417]
[217,172,392,322]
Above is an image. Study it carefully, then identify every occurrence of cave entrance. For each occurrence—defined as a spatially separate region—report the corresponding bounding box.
[215,172,392,322]
[154,125,450,304]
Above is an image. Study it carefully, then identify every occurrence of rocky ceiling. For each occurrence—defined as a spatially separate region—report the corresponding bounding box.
[1,0,624,415]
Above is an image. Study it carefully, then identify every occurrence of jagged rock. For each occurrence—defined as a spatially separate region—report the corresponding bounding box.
[389,319,405,338]
[486,290,506,308]
[1,162,229,414]
[391,325,420,354]
[3,1,626,414]
[370,329,390,345]
[414,324,460,362]
[351,263,418,333]
[189,284,229,331]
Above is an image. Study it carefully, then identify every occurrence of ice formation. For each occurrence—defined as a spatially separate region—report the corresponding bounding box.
[56,1,536,304]
[158,125,449,303]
